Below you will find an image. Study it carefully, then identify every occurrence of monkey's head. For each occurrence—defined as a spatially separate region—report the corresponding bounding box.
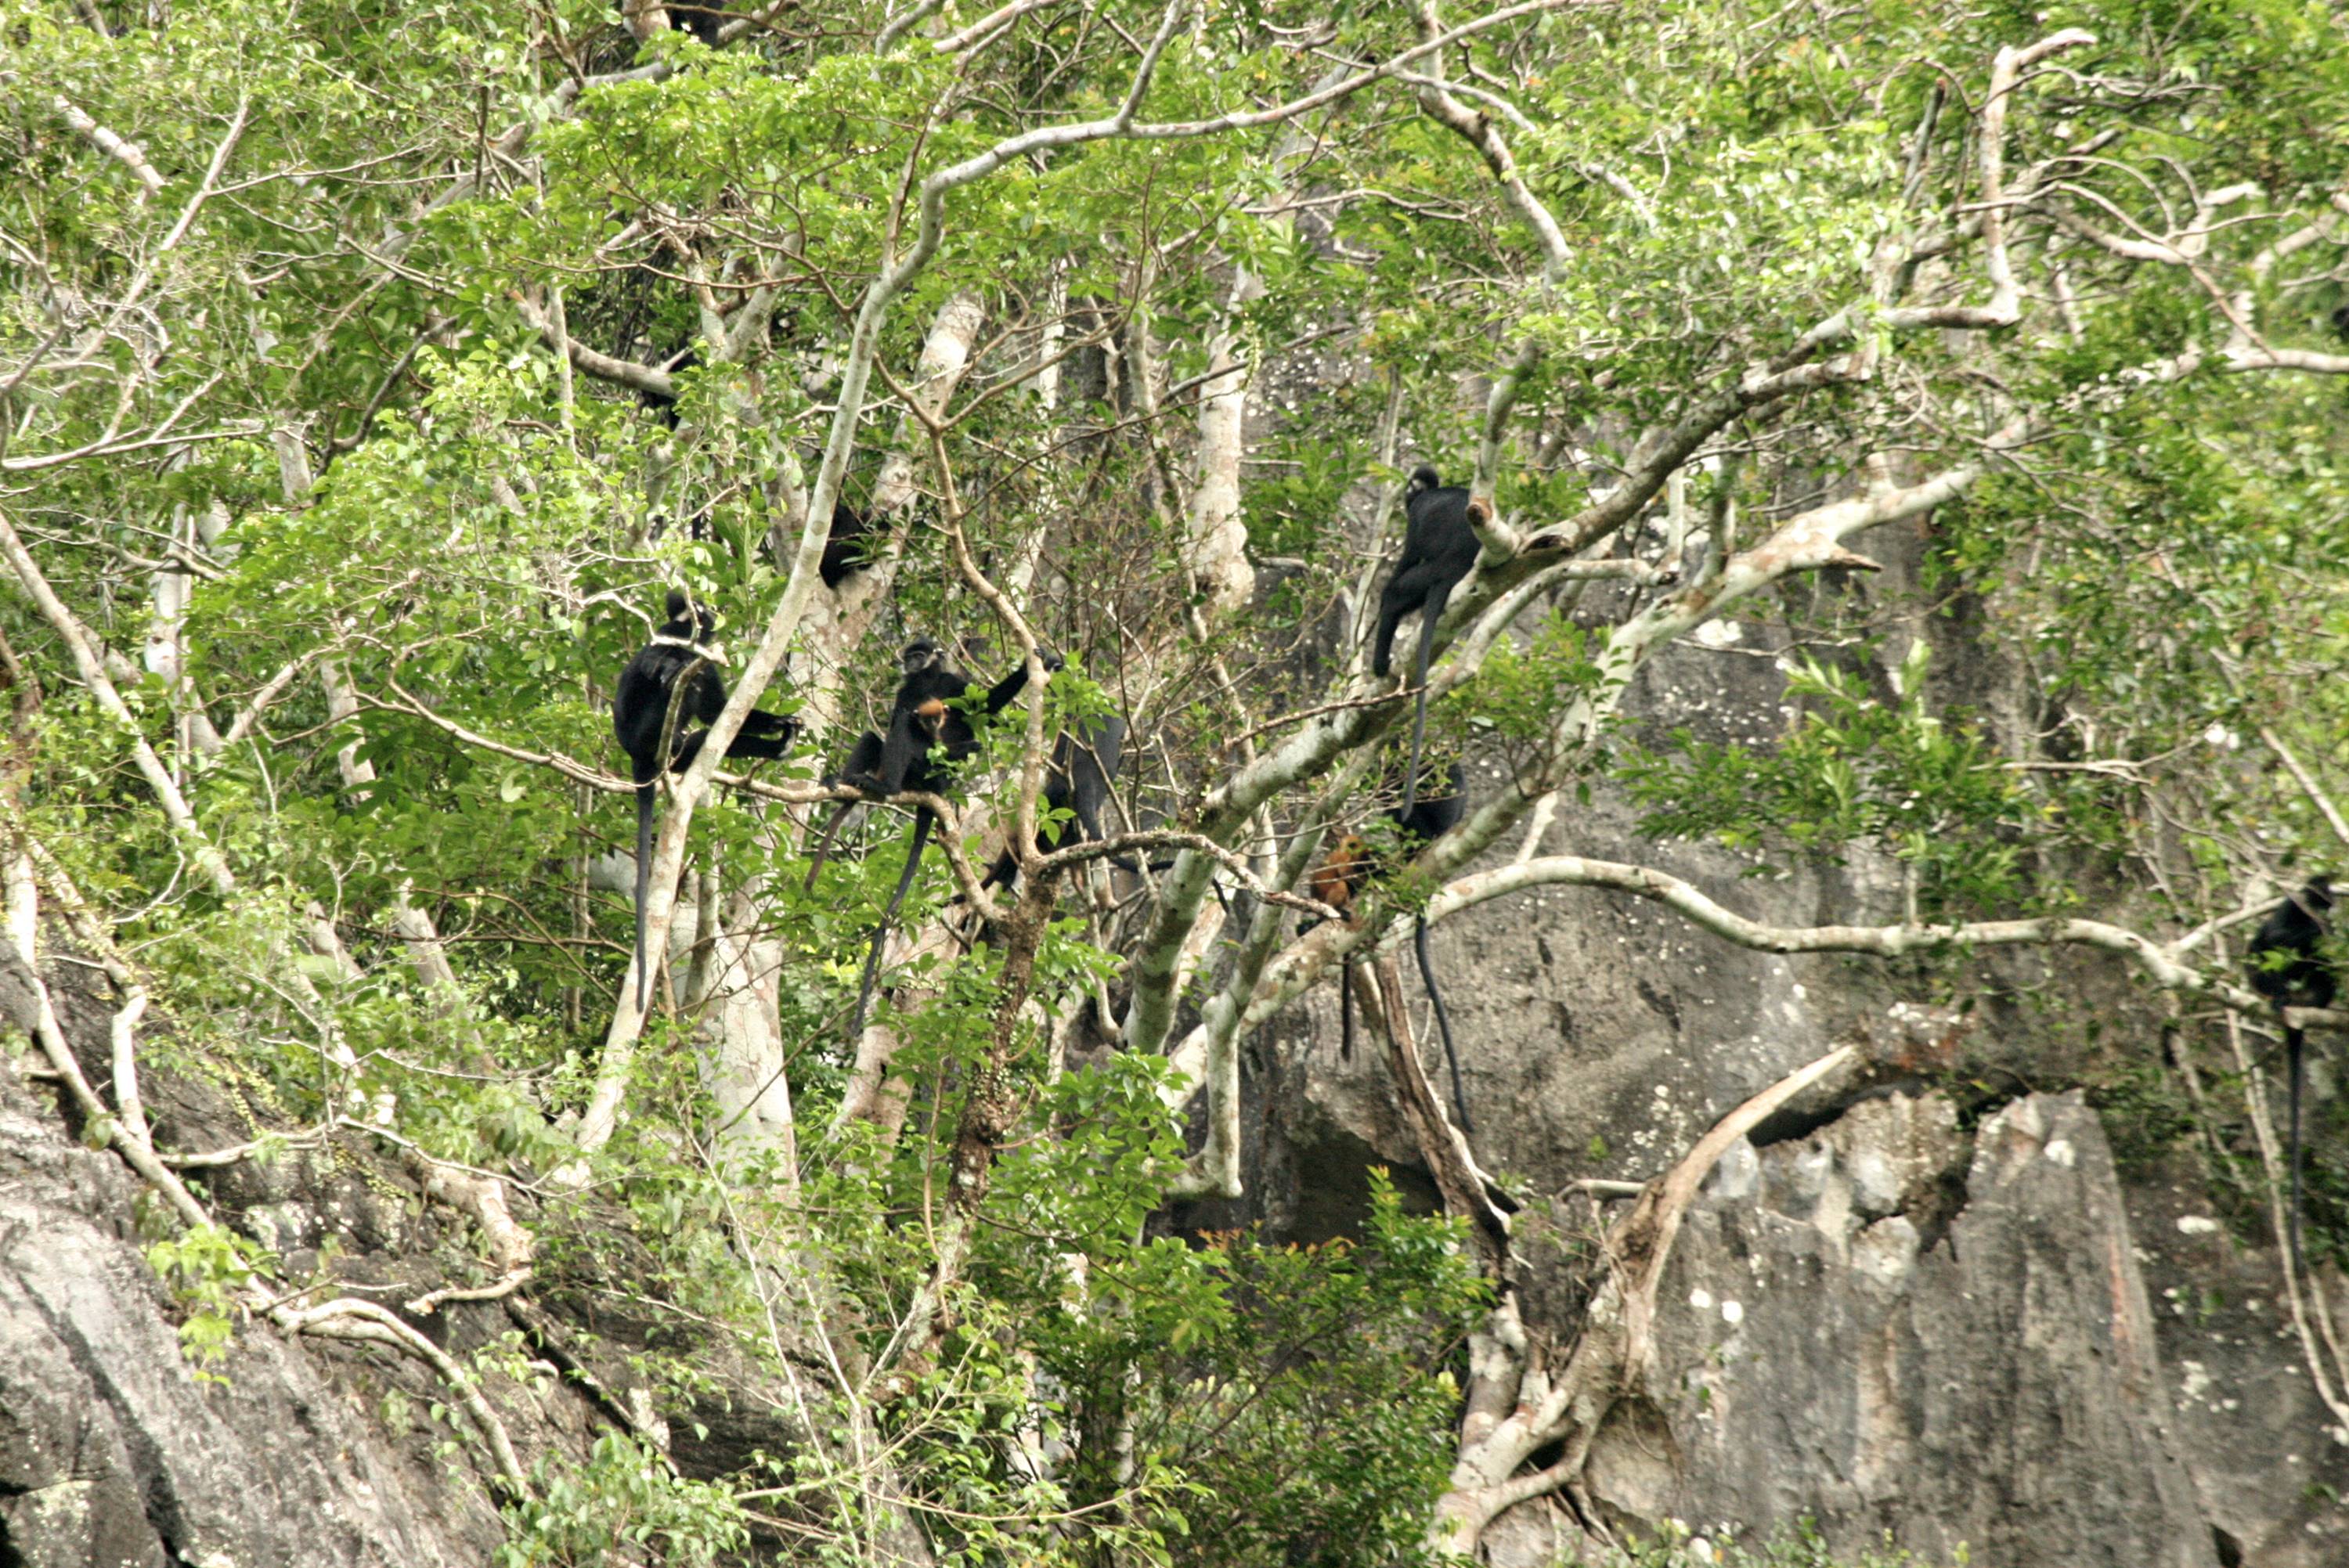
[2304,876,2336,911]
[662,589,719,643]
[900,637,945,676]
[1407,464,1441,496]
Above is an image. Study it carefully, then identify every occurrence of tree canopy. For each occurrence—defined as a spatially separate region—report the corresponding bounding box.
[3,0,2347,1559]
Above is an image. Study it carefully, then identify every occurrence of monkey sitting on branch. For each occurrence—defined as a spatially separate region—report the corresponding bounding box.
[807,637,1058,1041]
[612,590,799,1011]
[1373,465,1490,824]
[980,717,1126,893]
[1307,762,1471,1130]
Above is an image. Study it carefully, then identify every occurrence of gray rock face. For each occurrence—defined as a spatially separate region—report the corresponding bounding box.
[1163,544,2347,1567]
[0,1054,507,1567]
[2125,1154,2349,1568]
[1193,518,2347,1566]
[1567,1091,2349,1568]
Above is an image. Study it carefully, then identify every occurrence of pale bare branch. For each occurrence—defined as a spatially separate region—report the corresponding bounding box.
[45,91,167,195]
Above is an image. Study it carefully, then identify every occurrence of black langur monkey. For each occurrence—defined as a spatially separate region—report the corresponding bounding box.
[817,502,882,589]
[613,590,800,1011]
[1396,762,1470,1132]
[2246,876,2336,1271]
[820,638,1056,1040]
[657,2,730,45]
[1305,762,1471,1133]
[803,638,1041,881]
[1373,467,1488,823]
[767,497,882,588]
[981,717,1128,892]
[637,348,701,429]
[1391,760,1468,845]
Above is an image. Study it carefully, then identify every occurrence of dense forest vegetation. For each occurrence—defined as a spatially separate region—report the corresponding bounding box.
[2,0,2347,1561]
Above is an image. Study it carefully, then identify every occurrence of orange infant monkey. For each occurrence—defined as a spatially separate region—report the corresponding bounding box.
[1304,764,1470,1131]
[1308,832,1374,1061]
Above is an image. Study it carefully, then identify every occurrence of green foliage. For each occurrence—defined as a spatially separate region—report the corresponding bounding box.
[9,0,2349,1554]
[1622,646,2055,917]
[1463,614,1604,787]
[497,1435,750,1568]
[146,1224,271,1377]
[976,1172,1489,1568]
[2088,1050,2203,1176]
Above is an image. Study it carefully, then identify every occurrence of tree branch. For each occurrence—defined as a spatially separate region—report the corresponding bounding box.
[1430,852,2282,1017]
[1410,3,1571,283]
[0,505,236,896]
[45,90,167,195]
[0,860,211,1230]
[272,1296,530,1494]
[511,294,676,398]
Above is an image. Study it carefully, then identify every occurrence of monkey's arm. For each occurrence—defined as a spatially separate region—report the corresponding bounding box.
[834,730,886,784]
[688,665,730,726]
[978,648,1063,716]
[976,665,1030,716]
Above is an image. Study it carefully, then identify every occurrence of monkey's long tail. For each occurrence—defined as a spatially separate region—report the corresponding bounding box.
[847,811,932,1044]
[633,783,655,1014]
[1400,590,1448,823]
[1416,917,1471,1134]
[2289,1024,2307,1273]
[980,834,1025,894]
[803,801,854,894]
[1339,962,1354,1062]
